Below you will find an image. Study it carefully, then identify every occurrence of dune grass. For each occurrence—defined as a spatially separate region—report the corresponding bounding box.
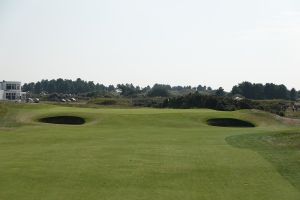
[0,103,299,200]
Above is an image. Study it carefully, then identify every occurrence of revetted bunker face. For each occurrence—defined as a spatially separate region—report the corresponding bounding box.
[207,118,255,128]
[38,116,85,125]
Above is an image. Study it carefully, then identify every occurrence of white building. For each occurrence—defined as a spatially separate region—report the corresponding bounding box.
[0,81,26,101]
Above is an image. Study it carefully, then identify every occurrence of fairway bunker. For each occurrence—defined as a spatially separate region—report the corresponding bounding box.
[207,118,255,128]
[38,116,85,125]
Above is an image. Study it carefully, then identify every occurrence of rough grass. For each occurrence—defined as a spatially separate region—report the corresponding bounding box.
[0,103,22,127]
[285,108,300,119]
[0,103,299,200]
[226,130,300,190]
[88,98,132,107]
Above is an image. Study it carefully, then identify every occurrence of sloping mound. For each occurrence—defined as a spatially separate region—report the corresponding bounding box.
[207,118,255,127]
[39,116,85,125]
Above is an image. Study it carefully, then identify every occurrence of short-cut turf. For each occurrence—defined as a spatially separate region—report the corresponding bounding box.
[0,104,299,200]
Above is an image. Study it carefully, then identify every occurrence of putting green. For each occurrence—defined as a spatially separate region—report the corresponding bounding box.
[0,104,299,200]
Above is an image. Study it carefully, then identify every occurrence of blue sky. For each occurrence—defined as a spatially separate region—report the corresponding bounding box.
[0,0,299,90]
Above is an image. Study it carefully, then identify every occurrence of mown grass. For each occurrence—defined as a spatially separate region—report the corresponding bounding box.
[0,103,299,200]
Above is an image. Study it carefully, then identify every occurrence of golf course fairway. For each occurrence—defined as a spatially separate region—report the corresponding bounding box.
[0,103,299,200]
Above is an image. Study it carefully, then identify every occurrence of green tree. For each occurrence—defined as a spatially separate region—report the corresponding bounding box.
[117,84,140,97]
[148,84,170,97]
[22,82,35,93]
[34,82,42,94]
[215,87,225,97]
[290,88,297,101]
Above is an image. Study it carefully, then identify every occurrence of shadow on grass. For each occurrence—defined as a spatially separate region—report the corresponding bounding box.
[226,131,300,191]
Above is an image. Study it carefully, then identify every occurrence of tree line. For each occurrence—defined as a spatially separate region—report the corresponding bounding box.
[22,78,115,95]
[22,79,215,97]
[22,79,299,100]
[231,82,298,101]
